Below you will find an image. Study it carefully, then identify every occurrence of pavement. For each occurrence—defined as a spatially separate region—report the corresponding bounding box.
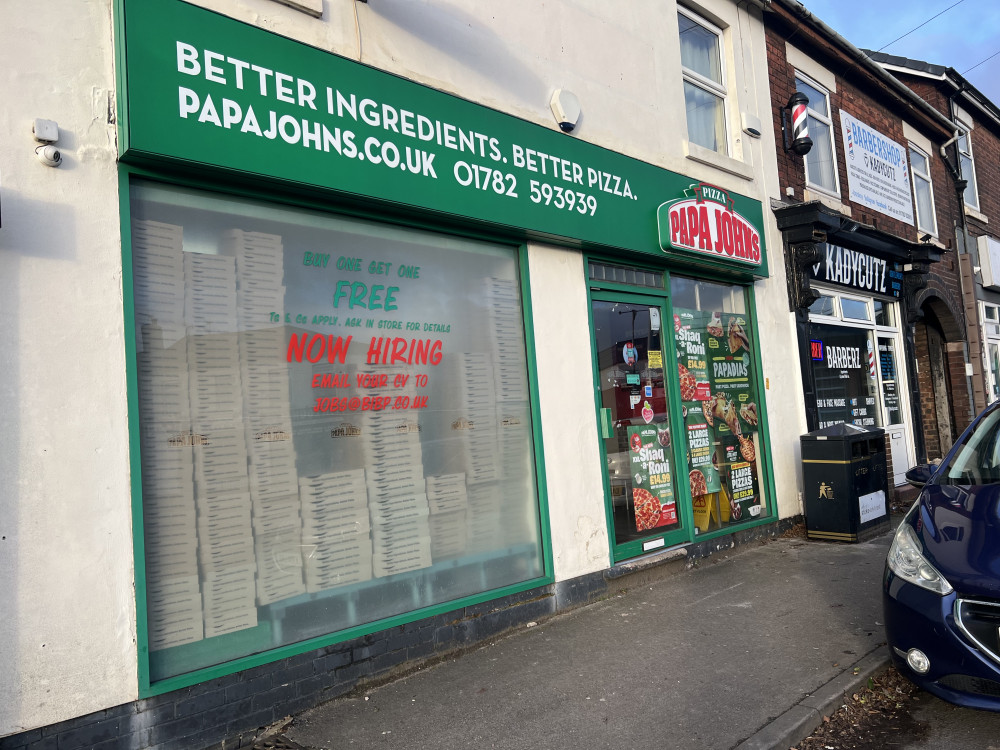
[280,522,898,750]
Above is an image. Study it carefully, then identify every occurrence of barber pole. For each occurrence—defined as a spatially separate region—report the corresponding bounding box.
[867,339,876,378]
[785,91,813,156]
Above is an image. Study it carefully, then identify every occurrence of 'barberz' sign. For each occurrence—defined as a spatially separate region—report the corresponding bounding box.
[656,183,762,268]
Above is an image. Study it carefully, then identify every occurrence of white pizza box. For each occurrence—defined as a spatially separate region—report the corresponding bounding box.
[370,523,431,549]
[366,480,427,502]
[235,288,286,307]
[360,441,423,458]
[196,515,252,541]
[300,504,371,528]
[144,515,198,542]
[298,477,369,499]
[251,495,302,521]
[305,567,372,593]
[300,495,370,518]
[427,493,468,515]
[430,537,468,560]
[368,503,430,526]
[203,609,258,640]
[133,218,184,239]
[256,578,305,607]
[246,438,296,463]
[201,573,257,605]
[366,464,425,485]
[429,510,467,535]
[425,472,466,488]
[193,473,251,499]
[299,468,366,487]
[149,620,205,651]
[252,516,302,539]
[144,548,200,576]
[146,590,205,623]
[370,540,432,566]
[426,480,468,497]
[241,379,292,401]
[300,516,371,540]
[249,476,300,503]
[306,532,373,557]
[143,504,197,529]
[145,571,202,600]
[191,429,248,454]
[140,475,195,501]
[195,488,251,510]
[364,450,424,468]
[197,545,256,572]
[305,556,373,579]
[184,250,236,273]
[372,553,432,578]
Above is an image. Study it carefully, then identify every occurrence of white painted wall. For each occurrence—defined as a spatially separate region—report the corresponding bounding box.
[0,0,137,736]
[0,0,808,735]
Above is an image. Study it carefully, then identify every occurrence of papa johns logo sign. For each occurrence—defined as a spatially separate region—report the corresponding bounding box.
[656,183,762,268]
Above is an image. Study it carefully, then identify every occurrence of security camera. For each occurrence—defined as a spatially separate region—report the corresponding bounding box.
[35,144,62,167]
[550,89,581,134]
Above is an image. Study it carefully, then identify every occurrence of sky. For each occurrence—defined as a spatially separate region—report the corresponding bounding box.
[796,0,1000,106]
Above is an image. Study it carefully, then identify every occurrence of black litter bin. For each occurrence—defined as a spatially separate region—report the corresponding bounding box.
[800,423,889,542]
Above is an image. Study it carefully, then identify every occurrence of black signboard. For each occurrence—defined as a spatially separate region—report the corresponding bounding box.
[808,323,882,429]
[808,244,903,298]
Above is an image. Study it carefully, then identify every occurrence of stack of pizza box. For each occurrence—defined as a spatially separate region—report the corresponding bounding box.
[184,251,258,638]
[226,229,306,607]
[485,277,537,547]
[425,473,469,560]
[131,220,206,649]
[299,469,373,592]
[363,407,432,578]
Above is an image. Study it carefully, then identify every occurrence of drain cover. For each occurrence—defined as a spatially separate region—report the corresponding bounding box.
[251,735,309,750]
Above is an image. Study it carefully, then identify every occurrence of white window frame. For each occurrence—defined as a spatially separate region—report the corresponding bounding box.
[678,6,730,156]
[908,143,938,237]
[958,119,980,211]
[981,302,1000,402]
[795,72,840,197]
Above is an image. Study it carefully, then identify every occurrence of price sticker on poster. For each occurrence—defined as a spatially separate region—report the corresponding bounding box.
[627,425,678,532]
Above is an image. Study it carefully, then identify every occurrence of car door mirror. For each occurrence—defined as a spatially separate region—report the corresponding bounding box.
[905,464,934,488]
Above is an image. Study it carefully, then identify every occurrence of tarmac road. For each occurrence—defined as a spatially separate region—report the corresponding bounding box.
[896,691,1000,749]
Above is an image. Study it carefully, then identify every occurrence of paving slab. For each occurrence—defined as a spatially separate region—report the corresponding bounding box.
[285,530,895,750]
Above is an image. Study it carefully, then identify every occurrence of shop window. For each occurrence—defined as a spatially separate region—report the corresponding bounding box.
[809,293,837,317]
[908,144,937,237]
[678,8,729,155]
[129,180,544,682]
[795,74,838,195]
[588,260,663,289]
[873,300,892,327]
[840,297,871,321]
[958,124,980,211]
[671,276,769,534]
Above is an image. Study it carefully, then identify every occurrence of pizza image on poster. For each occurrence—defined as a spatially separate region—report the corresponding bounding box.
[720,436,762,521]
[673,309,720,495]
[627,425,678,531]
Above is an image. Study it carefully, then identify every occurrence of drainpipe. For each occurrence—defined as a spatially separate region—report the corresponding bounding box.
[945,89,982,423]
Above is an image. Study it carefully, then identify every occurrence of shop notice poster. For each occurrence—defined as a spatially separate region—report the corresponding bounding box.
[675,309,762,523]
[627,425,678,532]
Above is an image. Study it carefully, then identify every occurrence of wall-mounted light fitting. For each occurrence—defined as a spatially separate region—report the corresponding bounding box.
[781,92,813,156]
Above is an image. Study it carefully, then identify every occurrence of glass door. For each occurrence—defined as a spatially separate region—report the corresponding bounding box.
[877,335,913,485]
[591,295,686,560]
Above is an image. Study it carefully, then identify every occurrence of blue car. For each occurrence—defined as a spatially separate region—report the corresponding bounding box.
[884,402,1000,710]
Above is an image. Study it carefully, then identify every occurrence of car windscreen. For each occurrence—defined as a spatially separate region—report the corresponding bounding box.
[941,407,1000,485]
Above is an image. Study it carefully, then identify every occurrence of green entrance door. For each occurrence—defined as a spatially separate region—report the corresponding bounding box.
[591,294,688,560]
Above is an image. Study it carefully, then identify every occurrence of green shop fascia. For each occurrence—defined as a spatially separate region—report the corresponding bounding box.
[115,0,775,695]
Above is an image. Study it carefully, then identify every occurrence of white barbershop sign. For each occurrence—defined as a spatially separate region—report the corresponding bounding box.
[839,111,914,226]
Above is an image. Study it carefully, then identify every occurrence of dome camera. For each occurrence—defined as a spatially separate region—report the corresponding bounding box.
[36,144,62,167]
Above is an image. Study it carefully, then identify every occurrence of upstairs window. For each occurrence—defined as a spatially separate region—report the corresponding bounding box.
[678,8,728,155]
[795,75,838,195]
[958,126,980,211]
[909,144,937,236]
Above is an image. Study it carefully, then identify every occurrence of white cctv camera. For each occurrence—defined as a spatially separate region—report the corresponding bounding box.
[36,144,62,167]
[550,89,581,133]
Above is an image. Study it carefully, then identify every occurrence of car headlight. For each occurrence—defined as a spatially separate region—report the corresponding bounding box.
[887,523,953,595]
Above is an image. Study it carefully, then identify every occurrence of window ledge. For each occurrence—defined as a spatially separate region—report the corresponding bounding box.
[965,205,989,224]
[684,142,754,181]
[803,188,851,216]
[268,0,322,17]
